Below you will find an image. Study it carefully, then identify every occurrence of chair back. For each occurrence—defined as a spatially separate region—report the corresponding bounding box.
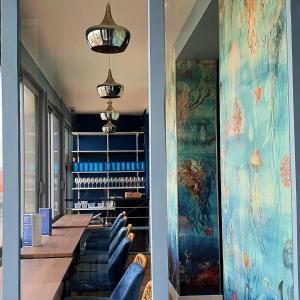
[127,224,133,235]
[110,262,145,300]
[108,225,132,258]
[111,211,126,231]
[141,281,152,300]
[110,216,127,242]
[108,234,134,283]
[133,253,147,269]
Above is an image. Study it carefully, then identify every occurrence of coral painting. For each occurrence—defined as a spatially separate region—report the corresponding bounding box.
[219,1,294,299]
[176,60,221,295]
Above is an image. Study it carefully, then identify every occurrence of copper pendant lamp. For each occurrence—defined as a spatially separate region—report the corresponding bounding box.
[97,68,124,99]
[100,100,120,121]
[102,120,117,133]
[86,2,131,54]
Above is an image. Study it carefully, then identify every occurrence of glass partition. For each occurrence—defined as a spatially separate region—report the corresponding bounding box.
[22,82,38,213]
[49,111,62,218]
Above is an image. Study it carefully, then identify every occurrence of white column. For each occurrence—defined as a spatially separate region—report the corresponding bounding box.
[1,0,21,299]
[148,0,169,299]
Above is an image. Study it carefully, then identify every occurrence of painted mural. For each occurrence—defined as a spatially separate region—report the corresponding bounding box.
[176,60,221,295]
[219,1,294,299]
[166,48,180,292]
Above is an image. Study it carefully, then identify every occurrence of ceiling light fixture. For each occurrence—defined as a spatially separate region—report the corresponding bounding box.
[97,68,124,99]
[100,100,120,121]
[86,2,131,54]
[102,120,117,133]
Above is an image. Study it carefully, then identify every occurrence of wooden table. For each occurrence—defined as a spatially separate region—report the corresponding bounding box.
[21,227,85,259]
[52,214,93,228]
[0,257,72,300]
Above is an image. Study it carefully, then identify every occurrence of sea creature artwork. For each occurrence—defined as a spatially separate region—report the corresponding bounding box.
[220,1,294,299]
[176,60,220,295]
[280,155,291,188]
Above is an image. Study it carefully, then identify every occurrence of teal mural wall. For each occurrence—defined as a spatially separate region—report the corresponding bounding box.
[176,60,221,295]
[219,0,294,299]
[166,57,221,296]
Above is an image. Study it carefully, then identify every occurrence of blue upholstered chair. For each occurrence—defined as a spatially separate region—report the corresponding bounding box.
[65,254,147,300]
[70,234,135,293]
[80,224,132,264]
[85,216,127,251]
[89,211,126,239]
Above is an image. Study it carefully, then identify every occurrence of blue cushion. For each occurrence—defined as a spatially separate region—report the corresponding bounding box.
[85,239,110,251]
[76,263,108,273]
[88,213,125,239]
[65,297,109,300]
[67,263,145,300]
[79,254,109,264]
[71,237,132,293]
[110,263,145,300]
[70,268,115,292]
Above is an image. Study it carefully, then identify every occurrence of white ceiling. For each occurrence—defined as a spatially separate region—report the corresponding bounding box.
[20,0,196,114]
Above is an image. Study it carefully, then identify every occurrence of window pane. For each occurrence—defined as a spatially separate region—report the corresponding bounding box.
[50,113,61,217]
[0,68,3,248]
[23,84,37,213]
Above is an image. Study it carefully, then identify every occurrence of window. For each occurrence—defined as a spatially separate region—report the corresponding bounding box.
[20,81,39,214]
[48,110,62,218]
[0,69,3,248]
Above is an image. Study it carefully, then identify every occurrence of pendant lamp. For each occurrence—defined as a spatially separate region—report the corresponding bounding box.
[100,100,120,121]
[97,68,124,99]
[102,120,117,133]
[86,2,131,54]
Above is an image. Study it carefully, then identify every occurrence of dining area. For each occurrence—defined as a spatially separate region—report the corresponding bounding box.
[0,213,151,300]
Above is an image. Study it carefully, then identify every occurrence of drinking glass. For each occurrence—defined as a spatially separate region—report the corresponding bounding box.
[91,178,95,188]
[95,178,99,188]
[87,178,91,188]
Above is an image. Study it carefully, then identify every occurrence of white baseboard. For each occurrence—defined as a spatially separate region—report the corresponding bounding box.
[169,281,223,300]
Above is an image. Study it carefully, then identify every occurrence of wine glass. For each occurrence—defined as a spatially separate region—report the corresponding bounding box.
[74,178,79,188]
[133,177,137,187]
[91,178,95,188]
[86,178,91,188]
[78,178,83,188]
[82,178,87,188]
[115,177,119,187]
[95,178,99,188]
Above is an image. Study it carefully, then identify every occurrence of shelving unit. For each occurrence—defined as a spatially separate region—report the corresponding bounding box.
[72,131,146,200]
[71,131,149,252]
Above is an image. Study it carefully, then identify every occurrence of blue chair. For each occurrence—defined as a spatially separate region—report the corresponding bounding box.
[80,225,132,264]
[85,216,127,251]
[70,234,135,293]
[65,254,147,300]
[89,211,126,239]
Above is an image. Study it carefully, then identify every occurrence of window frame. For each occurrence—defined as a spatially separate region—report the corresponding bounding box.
[20,76,40,214]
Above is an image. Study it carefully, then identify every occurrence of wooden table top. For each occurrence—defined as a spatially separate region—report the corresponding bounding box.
[52,214,93,228]
[0,257,73,300]
[21,227,85,259]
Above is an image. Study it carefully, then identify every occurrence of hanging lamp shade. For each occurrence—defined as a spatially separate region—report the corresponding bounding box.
[97,68,124,99]
[86,3,131,54]
[100,101,120,121]
[102,120,117,133]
